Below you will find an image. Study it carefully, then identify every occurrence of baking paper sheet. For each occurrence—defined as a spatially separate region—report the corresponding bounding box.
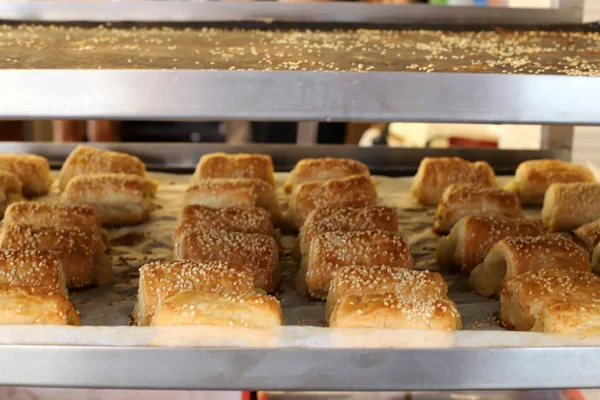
[0,171,598,348]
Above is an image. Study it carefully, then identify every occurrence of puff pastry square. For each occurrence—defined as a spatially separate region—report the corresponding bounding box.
[298,206,398,260]
[532,300,600,335]
[135,260,255,326]
[500,268,600,331]
[173,228,280,293]
[301,230,414,300]
[190,152,275,186]
[284,157,370,194]
[329,293,462,330]
[410,157,498,205]
[151,290,283,327]
[542,183,600,232]
[0,249,67,296]
[184,178,281,222]
[436,216,545,273]
[178,205,275,236]
[0,286,80,326]
[58,145,147,191]
[0,171,22,218]
[61,173,157,227]
[469,235,591,298]
[0,154,52,197]
[0,224,111,289]
[433,184,522,234]
[326,265,447,322]
[289,174,377,229]
[505,159,595,205]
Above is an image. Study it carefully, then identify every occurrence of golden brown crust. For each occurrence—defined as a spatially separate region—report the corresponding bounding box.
[61,173,157,227]
[326,265,447,322]
[410,157,498,205]
[532,300,600,335]
[433,184,522,234]
[0,223,109,289]
[500,268,600,331]
[190,152,275,186]
[0,171,23,218]
[594,244,600,275]
[504,159,595,205]
[0,285,80,325]
[303,230,414,300]
[573,219,600,252]
[329,293,461,330]
[184,178,281,222]
[289,174,377,229]
[136,260,255,326]
[58,145,146,191]
[178,205,274,236]
[436,216,545,273]
[298,206,398,259]
[284,157,370,193]
[173,228,280,293]
[0,154,52,197]
[469,235,591,298]
[0,249,67,296]
[542,183,600,232]
[151,290,283,328]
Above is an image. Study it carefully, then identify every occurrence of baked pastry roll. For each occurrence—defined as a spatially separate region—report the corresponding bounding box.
[190,152,275,186]
[0,286,80,326]
[0,154,52,197]
[325,265,447,322]
[532,300,600,335]
[573,219,600,253]
[151,290,283,328]
[58,145,146,191]
[0,224,111,289]
[542,183,600,232]
[297,206,398,260]
[178,205,274,236]
[410,157,498,205]
[329,293,462,330]
[61,173,157,227]
[0,249,67,296]
[505,159,595,206]
[301,230,414,300]
[0,171,22,218]
[173,228,280,293]
[436,216,545,273]
[500,268,600,331]
[135,260,255,326]
[594,245,600,275]
[290,174,377,229]
[183,178,281,222]
[433,184,522,234]
[284,157,370,194]
[469,235,591,298]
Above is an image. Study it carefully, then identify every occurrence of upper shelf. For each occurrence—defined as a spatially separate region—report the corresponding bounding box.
[0,1,598,123]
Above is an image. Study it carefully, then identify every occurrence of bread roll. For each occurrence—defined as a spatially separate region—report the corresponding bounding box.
[410,157,497,205]
[0,154,52,197]
[301,230,413,300]
[178,205,274,236]
[289,174,377,229]
[542,183,600,232]
[151,290,283,328]
[469,235,591,298]
[329,293,461,330]
[190,152,275,186]
[297,206,397,260]
[505,159,595,205]
[0,249,67,296]
[0,171,22,218]
[61,173,157,227]
[532,300,600,335]
[573,219,600,252]
[433,184,521,234]
[325,265,447,322]
[173,228,279,293]
[0,286,80,326]
[135,260,255,326]
[500,268,600,331]
[58,145,146,191]
[284,157,370,193]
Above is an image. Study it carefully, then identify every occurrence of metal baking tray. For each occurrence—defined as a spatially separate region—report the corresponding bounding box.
[0,142,597,391]
[0,1,598,123]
